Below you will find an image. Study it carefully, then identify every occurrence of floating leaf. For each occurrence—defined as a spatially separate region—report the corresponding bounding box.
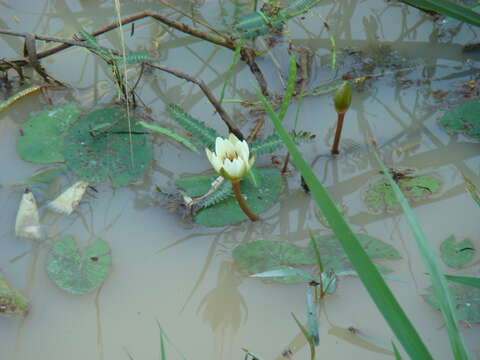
[423,284,480,323]
[233,233,400,284]
[311,233,402,274]
[15,189,42,240]
[439,98,480,140]
[64,108,152,186]
[440,235,474,268]
[177,168,282,227]
[364,175,441,212]
[46,235,112,295]
[17,165,67,185]
[17,104,81,163]
[232,241,313,283]
[0,273,29,317]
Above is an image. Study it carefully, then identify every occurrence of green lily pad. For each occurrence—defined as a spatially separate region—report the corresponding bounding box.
[423,284,480,323]
[232,233,401,284]
[46,235,112,295]
[440,235,475,268]
[311,233,402,274]
[232,241,314,283]
[176,167,282,227]
[17,104,81,163]
[0,273,29,317]
[64,108,152,186]
[439,98,480,139]
[364,175,441,212]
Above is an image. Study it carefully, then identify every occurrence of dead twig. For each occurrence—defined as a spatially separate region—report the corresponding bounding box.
[146,62,244,140]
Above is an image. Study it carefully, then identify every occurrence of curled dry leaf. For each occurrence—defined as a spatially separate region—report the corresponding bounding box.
[48,180,89,215]
[15,189,42,240]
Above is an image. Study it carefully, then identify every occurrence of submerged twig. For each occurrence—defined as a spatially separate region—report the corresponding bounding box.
[146,62,245,140]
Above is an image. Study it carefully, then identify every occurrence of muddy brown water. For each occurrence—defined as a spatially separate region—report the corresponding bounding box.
[1,0,480,359]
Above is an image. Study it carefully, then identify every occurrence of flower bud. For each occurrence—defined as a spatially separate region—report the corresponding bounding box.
[334,81,352,114]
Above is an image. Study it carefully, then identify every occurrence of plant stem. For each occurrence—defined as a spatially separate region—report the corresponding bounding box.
[331,112,345,155]
[231,180,259,221]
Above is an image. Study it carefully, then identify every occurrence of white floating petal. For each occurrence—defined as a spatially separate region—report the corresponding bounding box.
[15,189,42,240]
[48,180,89,215]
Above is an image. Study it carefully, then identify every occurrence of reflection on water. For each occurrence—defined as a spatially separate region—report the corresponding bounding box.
[1,0,480,359]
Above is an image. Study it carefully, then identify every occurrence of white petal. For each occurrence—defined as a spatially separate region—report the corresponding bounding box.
[206,148,223,173]
[238,140,249,163]
[223,158,246,179]
[15,190,42,240]
[48,181,89,215]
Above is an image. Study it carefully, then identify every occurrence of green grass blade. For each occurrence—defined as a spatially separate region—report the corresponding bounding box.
[291,313,316,360]
[219,40,243,104]
[445,275,480,289]
[278,55,297,122]
[309,230,324,273]
[257,90,433,360]
[392,341,403,360]
[138,121,198,153]
[372,148,470,360]
[401,0,480,27]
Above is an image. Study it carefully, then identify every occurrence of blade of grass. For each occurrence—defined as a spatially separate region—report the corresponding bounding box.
[138,121,198,153]
[306,285,320,346]
[257,90,433,359]
[371,147,470,360]
[219,39,243,104]
[445,275,480,289]
[401,0,480,27]
[278,54,297,121]
[392,341,403,360]
[291,313,316,360]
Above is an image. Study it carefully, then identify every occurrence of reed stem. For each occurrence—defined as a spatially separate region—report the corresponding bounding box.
[231,179,259,221]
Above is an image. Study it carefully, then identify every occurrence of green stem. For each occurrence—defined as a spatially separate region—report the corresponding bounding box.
[231,179,259,221]
[331,112,345,155]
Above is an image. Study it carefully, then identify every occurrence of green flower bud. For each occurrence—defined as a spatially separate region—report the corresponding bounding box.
[334,81,352,114]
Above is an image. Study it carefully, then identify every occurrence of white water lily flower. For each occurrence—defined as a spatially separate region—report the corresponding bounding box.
[205,134,255,180]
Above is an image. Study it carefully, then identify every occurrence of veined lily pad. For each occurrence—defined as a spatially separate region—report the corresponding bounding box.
[232,241,314,283]
[439,98,480,139]
[64,108,152,186]
[232,233,401,284]
[310,233,402,274]
[176,167,282,227]
[440,235,474,268]
[17,104,81,163]
[46,235,112,295]
[364,175,441,212]
[0,273,29,317]
[423,284,480,323]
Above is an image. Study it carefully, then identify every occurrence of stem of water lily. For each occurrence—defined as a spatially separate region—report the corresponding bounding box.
[331,112,345,155]
[231,179,259,221]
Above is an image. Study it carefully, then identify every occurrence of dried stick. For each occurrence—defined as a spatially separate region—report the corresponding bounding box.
[146,63,244,141]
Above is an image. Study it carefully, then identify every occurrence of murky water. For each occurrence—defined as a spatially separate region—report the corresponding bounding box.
[1,0,480,359]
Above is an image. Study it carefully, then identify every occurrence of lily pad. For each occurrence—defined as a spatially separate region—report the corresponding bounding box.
[232,233,400,284]
[64,108,152,186]
[311,233,402,274]
[439,98,480,139]
[232,241,314,283]
[177,167,282,227]
[0,273,29,317]
[423,284,480,323]
[17,104,81,163]
[364,175,441,212]
[46,235,112,295]
[440,235,474,268]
